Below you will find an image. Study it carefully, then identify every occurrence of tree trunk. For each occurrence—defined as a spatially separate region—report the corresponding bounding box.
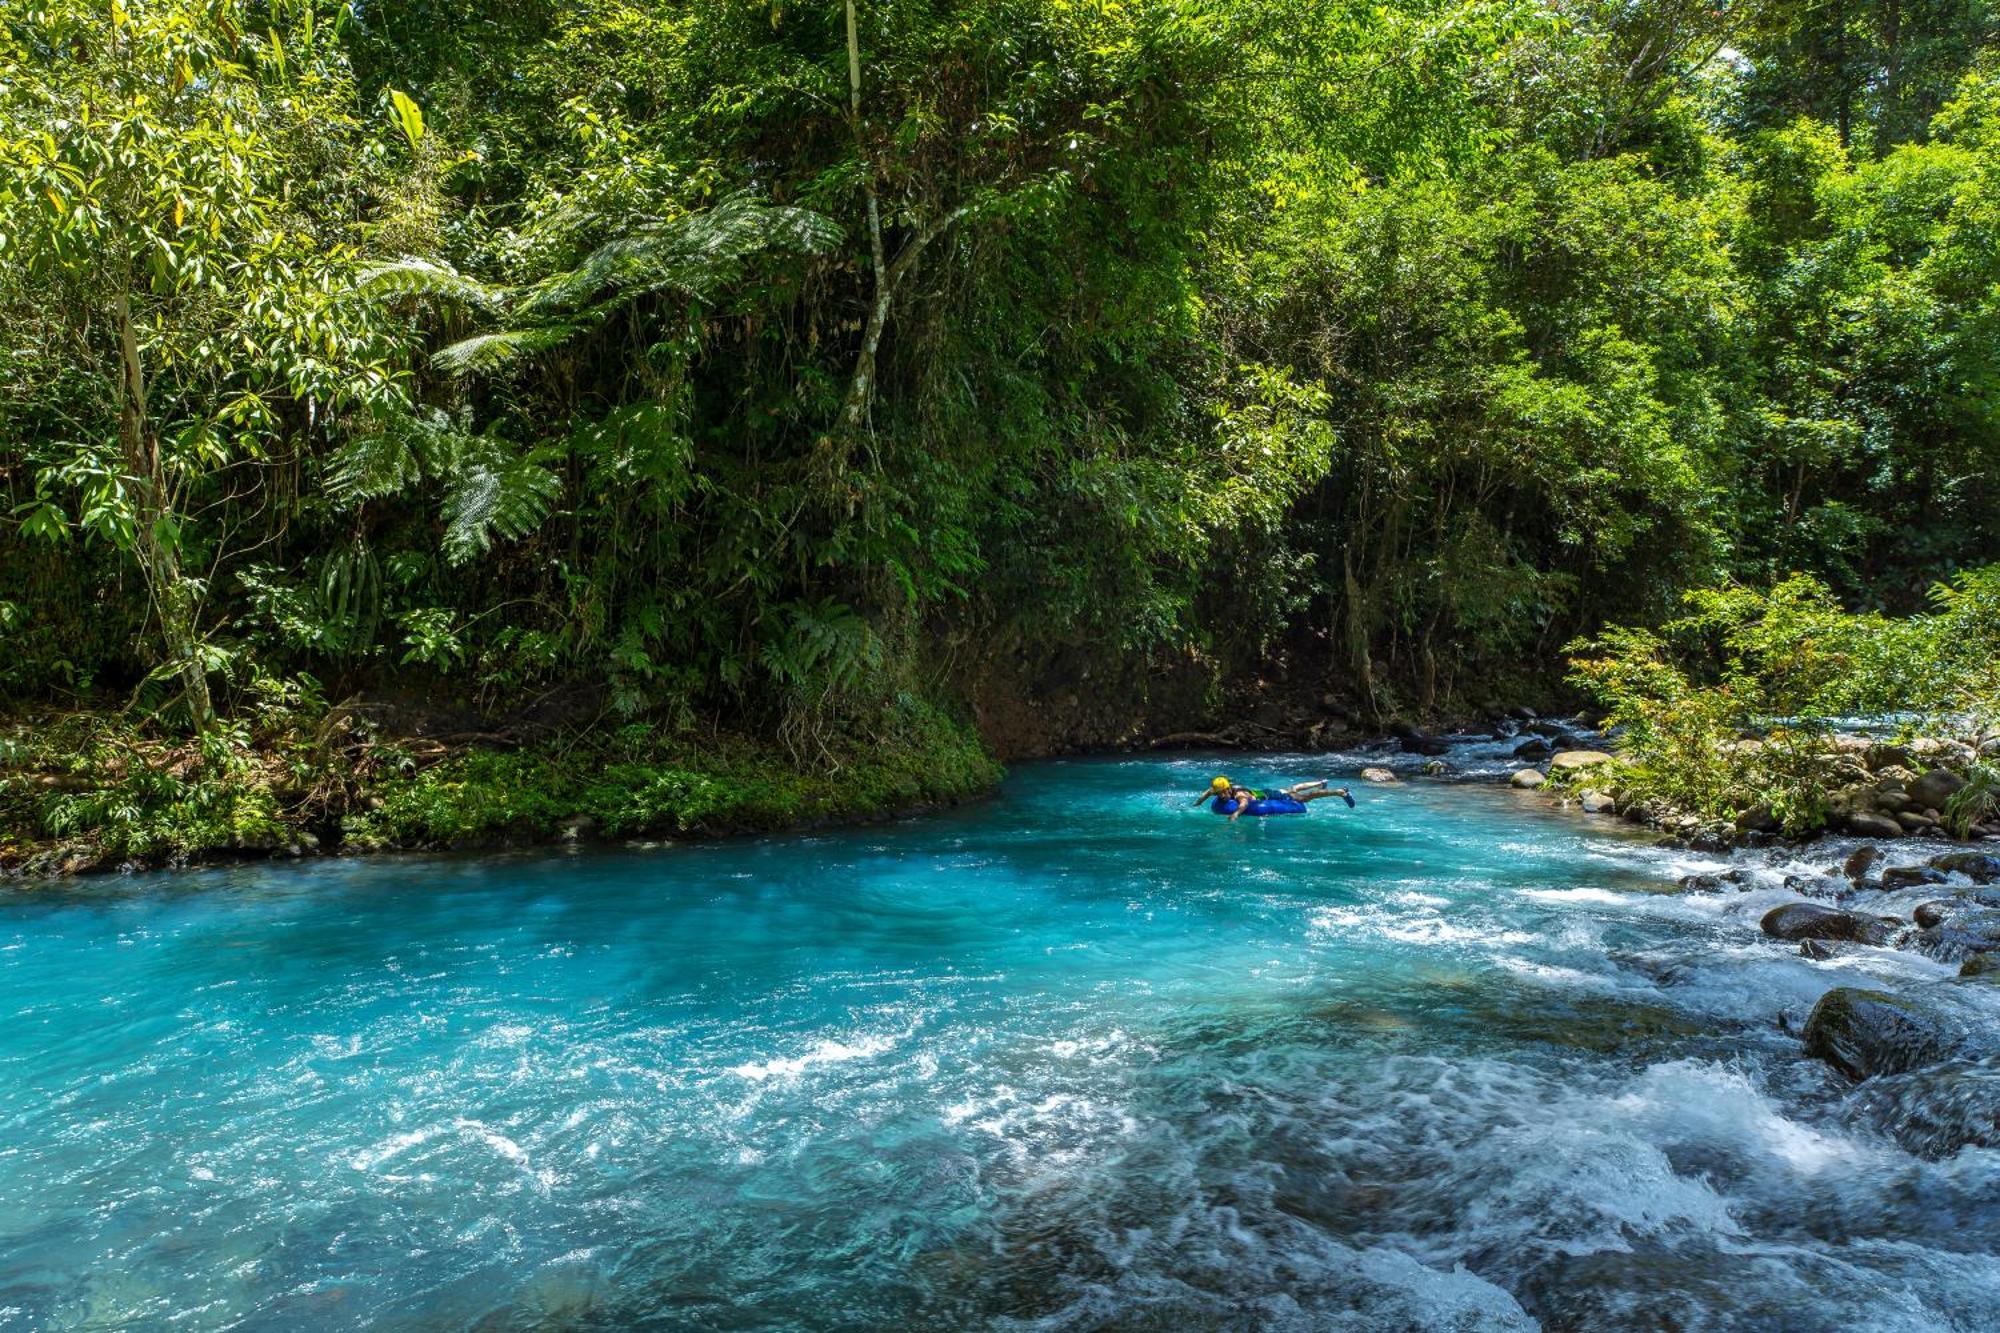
[840,0,890,437]
[836,0,966,440]
[117,287,212,726]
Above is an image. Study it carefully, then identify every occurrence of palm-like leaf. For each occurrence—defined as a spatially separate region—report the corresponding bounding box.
[355,257,510,312]
[440,443,563,565]
[431,326,573,374]
[518,192,842,317]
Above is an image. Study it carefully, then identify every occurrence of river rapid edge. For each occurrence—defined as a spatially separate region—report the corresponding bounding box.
[2,731,1998,1329]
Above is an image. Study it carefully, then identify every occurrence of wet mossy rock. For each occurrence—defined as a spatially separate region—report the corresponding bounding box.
[1803,988,1957,1080]
[1933,852,2000,884]
[1916,907,2000,963]
[1761,902,1897,946]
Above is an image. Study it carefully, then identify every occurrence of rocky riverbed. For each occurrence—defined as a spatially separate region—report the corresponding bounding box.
[1307,713,2000,1156]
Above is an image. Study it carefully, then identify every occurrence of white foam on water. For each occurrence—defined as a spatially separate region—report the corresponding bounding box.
[1519,886,1632,907]
[728,1032,899,1082]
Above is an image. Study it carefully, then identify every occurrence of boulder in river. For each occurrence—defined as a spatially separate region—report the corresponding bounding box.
[1359,767,1399,784]
[1400,736,1452,756]
[1579,790,1616,814]
[1513,738,1553,761]
[1961,952,1999,980]
[1842,844,1881,883]
[1761,902,1896,946]
[1932,852,2000,884]
[1883,864,1950,889]
[1509,768,1546,790]
[1549,750,1614,773]
[1910,768,1966,813]
[1846,812,1905,840]
[1914,901,1953,930]
[1802,987,1957,1079]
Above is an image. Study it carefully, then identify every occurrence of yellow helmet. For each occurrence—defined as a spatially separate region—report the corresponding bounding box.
[1210,776,1232,792]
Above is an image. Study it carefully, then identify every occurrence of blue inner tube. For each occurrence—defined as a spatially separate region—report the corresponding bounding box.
[1211,795,1308,817]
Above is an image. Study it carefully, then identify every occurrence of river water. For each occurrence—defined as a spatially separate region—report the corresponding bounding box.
[3,749,1998,1330]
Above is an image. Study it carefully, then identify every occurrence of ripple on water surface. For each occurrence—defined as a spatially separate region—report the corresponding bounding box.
[2,753,1998,1330]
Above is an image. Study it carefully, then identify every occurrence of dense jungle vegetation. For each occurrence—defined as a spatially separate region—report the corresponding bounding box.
[3,0,1999,867]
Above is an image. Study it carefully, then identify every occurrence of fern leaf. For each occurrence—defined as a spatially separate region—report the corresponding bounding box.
[326,427,423,503]
[439,446,563,565]
[355,257,509,311]
[518,192,841,317]
[431,326,570,374]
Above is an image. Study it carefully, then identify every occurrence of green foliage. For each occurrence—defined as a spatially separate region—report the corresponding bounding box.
[1945,763,2000,838]
[348,698,1000,848]
[3,0,1999,845]
[1571,567,2000,832]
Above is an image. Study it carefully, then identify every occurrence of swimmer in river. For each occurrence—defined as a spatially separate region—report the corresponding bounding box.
[1194,775,1356,821]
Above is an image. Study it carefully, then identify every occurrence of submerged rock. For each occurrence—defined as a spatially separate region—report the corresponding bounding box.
[1679,868,1750,893]
[1761,902,1896,946]
[1961,952,1999,979]
[1883,864,1950,888]
[1803,988,1957,1080]
[1845,1056,2000,1157]
[1915,908,2000,963]
[1800,938,1840,961]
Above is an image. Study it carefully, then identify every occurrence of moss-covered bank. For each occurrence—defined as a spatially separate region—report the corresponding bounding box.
[1,696,1001,878]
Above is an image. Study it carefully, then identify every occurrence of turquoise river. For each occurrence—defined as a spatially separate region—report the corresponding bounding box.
[3,750,1998,1330]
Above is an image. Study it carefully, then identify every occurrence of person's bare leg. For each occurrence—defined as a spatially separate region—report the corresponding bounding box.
[1297,787,1350,803]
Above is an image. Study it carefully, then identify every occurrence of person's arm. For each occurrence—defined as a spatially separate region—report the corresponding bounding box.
[1228,790,1243,822]
[1195,790,1213,806]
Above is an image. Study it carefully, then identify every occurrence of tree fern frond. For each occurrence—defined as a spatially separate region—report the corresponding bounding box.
[518,192,841,317]
[439,445,562,565]
[356,257,510,311]
[326,426,423,503]
[431,326,571,374]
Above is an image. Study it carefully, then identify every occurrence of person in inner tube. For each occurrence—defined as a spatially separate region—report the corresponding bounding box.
[1195,775,1354,821]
